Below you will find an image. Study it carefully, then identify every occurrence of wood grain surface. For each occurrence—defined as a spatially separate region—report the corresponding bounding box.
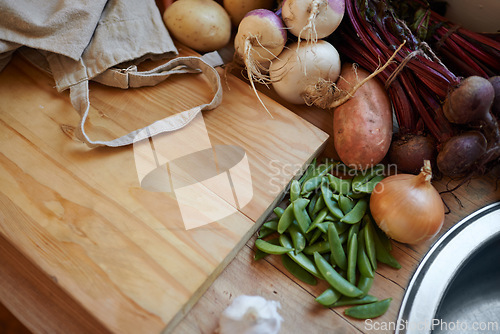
[172,54,500,333]
[1,43,499,334]
[0,47,327,334]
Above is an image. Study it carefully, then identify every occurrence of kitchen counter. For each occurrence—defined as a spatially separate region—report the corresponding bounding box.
[1,47,499,334]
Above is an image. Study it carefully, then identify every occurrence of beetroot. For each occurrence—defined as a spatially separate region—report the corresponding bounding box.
[436,131,487,177]
[389,134,436,174]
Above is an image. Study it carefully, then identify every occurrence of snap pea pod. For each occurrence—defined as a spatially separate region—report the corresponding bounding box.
[353,175,385,194]
[254,238,280,260]
[339,194,356,215]
[306,207,329,233]
[347,232,358,285]
[357,276,374,298]
[288,222,306,254]
[314,160,338,178]
[313,252,363,298]
[363,218,378,270]
[277,203,294,234]
[315,221,331,234]
[331,294,378,307]
[289,179,301,202]
[258,226,275,239]
[321,182,344,219]
[263,219,278,231]
[308,228,323,244]
[328,174,352,195]
[315,287,342,307]
[372,228,401,269]
[303,240,330,255]
[298,159,316,185]
[357,231,374,278]
[347,222,360,245]
[302,175,323,194]
[255,238,294,255]
[312,195,326,216]
[334,221,350,235]
[293,198,312,234]
[307,192,320,217]
[375,222,393,251]
[344,298,392,319]
[351,164,384,192]
[341,198,368,224]
[273,207,285,218]
[281,254,317,285]
[280,235,323,279]
[328,223,347,271]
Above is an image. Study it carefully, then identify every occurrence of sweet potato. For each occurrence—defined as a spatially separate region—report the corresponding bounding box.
[333,64,392,169]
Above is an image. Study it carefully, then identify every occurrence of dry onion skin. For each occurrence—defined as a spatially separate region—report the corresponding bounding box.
[369,160,445,245]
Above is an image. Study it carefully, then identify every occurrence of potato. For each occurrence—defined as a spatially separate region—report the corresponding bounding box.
[223,0,275,26]
[333,64,393,169]
[163,0,232,52]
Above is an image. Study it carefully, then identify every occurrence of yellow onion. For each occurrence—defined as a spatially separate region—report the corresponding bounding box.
[369,160,445,244]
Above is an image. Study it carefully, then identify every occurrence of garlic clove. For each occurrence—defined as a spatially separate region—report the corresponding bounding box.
[218,295,284,334]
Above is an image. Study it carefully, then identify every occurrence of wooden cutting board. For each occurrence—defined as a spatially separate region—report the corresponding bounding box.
[0,47,328,334]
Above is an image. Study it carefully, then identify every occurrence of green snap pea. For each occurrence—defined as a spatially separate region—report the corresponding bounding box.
[302,175,323,194]
[313,252,363,298]
[341,198,368,224]
[334,221,350,235]
[357,276,374,298]
[308,192,320,217]
[308,228,323,244]
[339,194,356,215]
[347,222,360,245]
[375,222,393,251]
[312,195,326,216]
[315,287,342,307]
[258,226,275,239]
[255,238,294,255]
[288,222,306,254]
[364,218,378,270]
[328,223,347,271]
[293,198,312,234]
[353,175,385,194]
[298,159,316,185]
[351,164,384,192]
[344,298,392,319]
[273,207,285,218]
[306,207,328,233]
[315,221,331,234]
[321,182,344,219]
[280,235,323,279]
[263,219,278,231]
[254,238,280,260]
[303,240,330,255]
[357,232,374,278]
[347,232,358,285]
[314,160,338,178]
[281,254,317,285]
[328,174,352,195]
[289,179,301,202]
[332,294,378,307]
[277,203,295,234]
[372,227,401,269]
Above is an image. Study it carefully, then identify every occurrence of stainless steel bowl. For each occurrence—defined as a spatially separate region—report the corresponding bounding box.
[396,202,500,334]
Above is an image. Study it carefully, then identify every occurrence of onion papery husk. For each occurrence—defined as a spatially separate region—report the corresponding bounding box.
[369,160,445,245]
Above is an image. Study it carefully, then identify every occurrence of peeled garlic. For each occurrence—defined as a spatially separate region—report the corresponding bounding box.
[218,295,283,334]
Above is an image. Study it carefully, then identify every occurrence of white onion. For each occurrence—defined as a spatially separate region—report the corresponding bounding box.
[270,40,341,104]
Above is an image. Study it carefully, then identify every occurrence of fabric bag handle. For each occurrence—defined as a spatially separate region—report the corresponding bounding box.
[69,53,223,148]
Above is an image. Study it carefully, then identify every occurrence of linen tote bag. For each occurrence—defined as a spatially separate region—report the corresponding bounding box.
[0,0,224,147]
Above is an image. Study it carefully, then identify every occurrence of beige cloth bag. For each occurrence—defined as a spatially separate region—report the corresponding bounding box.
[0,0,223,147]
